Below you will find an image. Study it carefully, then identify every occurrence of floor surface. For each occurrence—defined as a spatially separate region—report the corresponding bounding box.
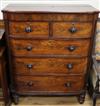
[9,94,100,106]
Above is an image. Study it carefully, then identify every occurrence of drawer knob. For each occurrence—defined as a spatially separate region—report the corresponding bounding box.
[27,64,33,69]
[64,82,71,87]
[27,81,33,86]
[67,46,76,52]
[69,27,77,33]
[26,46,32,51]
[25,26,32,33]
[67,64,73,69]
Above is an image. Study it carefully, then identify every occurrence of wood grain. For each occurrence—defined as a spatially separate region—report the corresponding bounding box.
[53,22,93,38]
[2,4,99,104]
[14,75,84,93]
[9,39,90,57]
[12,57,88,75]
[9,22,49,37]
[7,13,94,21]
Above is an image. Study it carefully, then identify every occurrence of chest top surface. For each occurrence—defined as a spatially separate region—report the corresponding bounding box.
[2,4,99,13]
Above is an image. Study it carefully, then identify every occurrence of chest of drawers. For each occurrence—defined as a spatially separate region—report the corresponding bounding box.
[2,4,99,104]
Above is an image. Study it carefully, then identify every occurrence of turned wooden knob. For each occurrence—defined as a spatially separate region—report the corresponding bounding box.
[26,46,32,51]
[66,63,73,69]
[69,26,77,33]
[25,26,32,33]
[67,46,76,52]
[64,82,72,87]
[26,64,33,69]
[27,81,34,86]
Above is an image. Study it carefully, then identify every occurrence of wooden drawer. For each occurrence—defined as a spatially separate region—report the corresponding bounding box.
[9,39,90,57]
[14,75,84,93]
[9,22,49,37]
[53,22,93,38]
[12,58,87,75]
[7,13,94,21]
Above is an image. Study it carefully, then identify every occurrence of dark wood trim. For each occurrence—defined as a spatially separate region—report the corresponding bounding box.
[14,73,86,76]
[9,35,92,40]
[49,21,53,38]
[87,13,99,98]
[11,89,85,96]
[3,15,14,106]
[0,47,11,106]
[12,54,88,58]
[8,20,94,22]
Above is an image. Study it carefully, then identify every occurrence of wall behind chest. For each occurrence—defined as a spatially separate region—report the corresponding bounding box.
[0,0,99,19]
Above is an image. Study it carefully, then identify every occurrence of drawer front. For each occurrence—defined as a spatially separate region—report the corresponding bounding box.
[14,75,84,93]
[12,58,87,75]
[9,22,49,37]
[8,13,94,21]
[9,39,90,57]
[53,22,92,38]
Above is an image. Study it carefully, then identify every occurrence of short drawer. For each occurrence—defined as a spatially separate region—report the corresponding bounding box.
[14,75,84,93]
[53,22,92,38]
[9,39,90,57]
[12,58,87,75]
[7,13,94,21]
[9,22,49,37]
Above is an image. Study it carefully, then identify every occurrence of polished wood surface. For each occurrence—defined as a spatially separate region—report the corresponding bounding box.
[14,75,84,93]
[2,4,99,104]
[9,22,49,37]
[53,22,93,38]
[9,39,90,57]
[9,22,93,38]
[12,57,87,75]
[6,13,94,21]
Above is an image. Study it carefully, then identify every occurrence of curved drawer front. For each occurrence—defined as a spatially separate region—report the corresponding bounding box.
[9,39,90,57]
[14,75,84,93]
[53,22,92,38]
[9,22,49,37]
[12,58,87,75]
[7,13,94,21]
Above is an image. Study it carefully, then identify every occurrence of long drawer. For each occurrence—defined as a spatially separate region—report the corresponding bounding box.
[9,39,90,57]
[14,75,84,93]
[12,57,87,75]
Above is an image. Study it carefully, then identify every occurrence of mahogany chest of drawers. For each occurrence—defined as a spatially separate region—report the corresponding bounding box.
[2,4,99,104]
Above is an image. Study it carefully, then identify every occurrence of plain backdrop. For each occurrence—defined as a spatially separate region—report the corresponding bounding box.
[0,0,100,19]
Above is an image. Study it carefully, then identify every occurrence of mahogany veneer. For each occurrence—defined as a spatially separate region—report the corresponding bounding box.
[12,58,87,75]
[9,39,90,57]
[2,4,99,104]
